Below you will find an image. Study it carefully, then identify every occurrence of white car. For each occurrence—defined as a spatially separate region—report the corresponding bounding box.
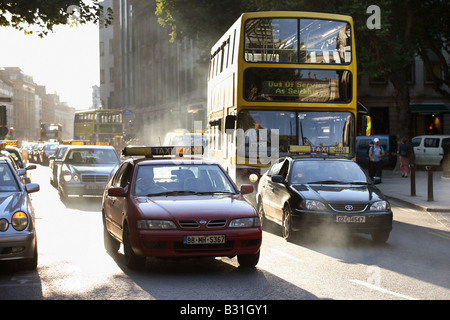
[412,135,450,167]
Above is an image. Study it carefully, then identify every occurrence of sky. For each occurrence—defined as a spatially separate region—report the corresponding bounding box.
[0,22,99,110]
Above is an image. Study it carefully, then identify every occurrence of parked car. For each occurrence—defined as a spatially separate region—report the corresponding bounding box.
[0,156,40,270]
[356,135,398,169]
[55,145,120,201]
[102,146,261,269]
[442,139,450,177]
[412,135,450,167]
[39,142,59,166]
[256,157,393,243]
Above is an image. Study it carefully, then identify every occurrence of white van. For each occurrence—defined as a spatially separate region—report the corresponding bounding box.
[412,135,450,167]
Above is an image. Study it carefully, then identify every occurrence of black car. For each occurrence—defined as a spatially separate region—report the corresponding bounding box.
[39,142,59,166]
[256,157,393,243]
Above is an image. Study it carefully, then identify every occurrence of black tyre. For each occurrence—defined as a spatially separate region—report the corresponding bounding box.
[237,250,260,267]
[123,225,146,270]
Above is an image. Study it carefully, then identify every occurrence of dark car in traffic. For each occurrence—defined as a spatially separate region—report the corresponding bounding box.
[56,145,120,201]
[39,142,59,166]
[102,146,261,269]
[256,157,393,243]
[0,157,40,270]
[49,144,69,187]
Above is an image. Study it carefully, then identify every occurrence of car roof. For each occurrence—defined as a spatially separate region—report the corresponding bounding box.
[132,158,220,166]
[66,145,116,150]
[289,157,354,163]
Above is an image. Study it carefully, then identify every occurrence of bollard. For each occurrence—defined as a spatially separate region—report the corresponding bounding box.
[426,165,433,201]
[410,164,416,196]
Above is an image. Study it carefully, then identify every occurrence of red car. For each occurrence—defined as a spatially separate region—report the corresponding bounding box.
[102,146,261,269]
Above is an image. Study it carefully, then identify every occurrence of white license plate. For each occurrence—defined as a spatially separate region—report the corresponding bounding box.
[183,235,225,245]
[335,216,366,223]
[86,184,105,190]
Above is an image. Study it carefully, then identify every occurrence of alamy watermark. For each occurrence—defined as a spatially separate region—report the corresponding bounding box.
[366,5,381,29]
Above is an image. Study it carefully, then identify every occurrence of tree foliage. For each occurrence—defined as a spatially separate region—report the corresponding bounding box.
[0,0,112,36]
[156,0,449,139]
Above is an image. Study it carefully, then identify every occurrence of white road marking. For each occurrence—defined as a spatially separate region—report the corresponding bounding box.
[269,248,304,262]
[350,279,418,300]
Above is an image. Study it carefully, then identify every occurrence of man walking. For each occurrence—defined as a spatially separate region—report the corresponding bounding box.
[368,137,385,182]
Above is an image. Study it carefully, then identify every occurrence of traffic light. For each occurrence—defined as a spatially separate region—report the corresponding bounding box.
[0,105,6,126]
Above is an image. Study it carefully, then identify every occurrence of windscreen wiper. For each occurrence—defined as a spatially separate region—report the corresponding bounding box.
[146,190,197,196]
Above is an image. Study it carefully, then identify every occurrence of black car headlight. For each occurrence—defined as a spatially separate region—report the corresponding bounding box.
[370,201,390,211]
[300,200,326,211]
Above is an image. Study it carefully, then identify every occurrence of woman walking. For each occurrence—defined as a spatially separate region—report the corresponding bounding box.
[397,137,410,177]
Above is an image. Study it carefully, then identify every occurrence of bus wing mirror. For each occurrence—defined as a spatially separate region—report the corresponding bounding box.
[362,115,371,136]
[225,115,236,132]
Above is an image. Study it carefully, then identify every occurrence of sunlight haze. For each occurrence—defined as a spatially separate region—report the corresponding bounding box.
[0,22,100,110]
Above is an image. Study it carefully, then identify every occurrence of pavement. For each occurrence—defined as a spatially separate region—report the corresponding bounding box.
[375,168,450,213]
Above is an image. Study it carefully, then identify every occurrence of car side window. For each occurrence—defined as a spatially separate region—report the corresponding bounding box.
[112,163,132,188]
[424,138,439,148]
[278,160,290,180]
[412,137,421,147]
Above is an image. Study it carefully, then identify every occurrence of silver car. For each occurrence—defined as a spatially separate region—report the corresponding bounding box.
[0,157,40,270]
[56,145,120,201]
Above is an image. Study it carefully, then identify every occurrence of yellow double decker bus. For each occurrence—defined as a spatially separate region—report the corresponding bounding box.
[207,11,369,192]
[73,109,123,150]
[40,122,62,142]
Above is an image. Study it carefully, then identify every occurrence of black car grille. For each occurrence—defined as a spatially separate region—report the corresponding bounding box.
[328,203,368,213]
[81,174,109,183]
[178,219,227,228]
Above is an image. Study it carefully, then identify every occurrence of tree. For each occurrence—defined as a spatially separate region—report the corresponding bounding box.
[155,0,449,141]
[0,0,112,37]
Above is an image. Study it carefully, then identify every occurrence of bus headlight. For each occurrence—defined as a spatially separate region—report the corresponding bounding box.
[249,173,259,183]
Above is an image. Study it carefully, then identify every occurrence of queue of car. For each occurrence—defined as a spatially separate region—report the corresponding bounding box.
[0,145,40,270]
[1,138,396,271]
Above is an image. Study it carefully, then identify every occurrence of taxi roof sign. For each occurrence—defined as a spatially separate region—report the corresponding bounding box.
[122,146,204,158]
[0,140,18,147]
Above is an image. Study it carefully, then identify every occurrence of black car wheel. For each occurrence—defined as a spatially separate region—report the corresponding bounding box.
[18,237,38,270]
[123,225,146,270]
[237,250,260,267]
[282,204,294,241]
[256,198,266,228]
[371,231,390,244]
[103,215,120,254]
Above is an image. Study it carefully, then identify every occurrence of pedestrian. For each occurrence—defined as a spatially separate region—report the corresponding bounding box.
[367,140,375,181]
[368,137,385,182]
[397,137,410,177]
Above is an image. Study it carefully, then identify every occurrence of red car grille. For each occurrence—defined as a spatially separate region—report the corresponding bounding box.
[178,219,227,229]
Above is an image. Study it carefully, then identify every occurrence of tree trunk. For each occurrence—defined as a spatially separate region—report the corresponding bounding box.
[389,67,415,163]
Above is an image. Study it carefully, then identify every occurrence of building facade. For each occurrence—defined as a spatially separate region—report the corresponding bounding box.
[100,0,207,145]
[0,67,75,142]
[358,55,450,137]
